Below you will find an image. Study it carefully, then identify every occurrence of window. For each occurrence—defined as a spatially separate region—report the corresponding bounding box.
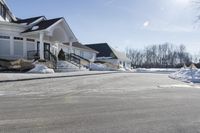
[63,48,69,53]
[0,2,6,19]
[0,35,10,39]
[27,38,35,42]
[14,41,23,56]
[84,52,93,60]
[0,39,10,56]
[14,38,24,56]
[80,51,84,57]
[75,49,81,56]
[14,37,23,41]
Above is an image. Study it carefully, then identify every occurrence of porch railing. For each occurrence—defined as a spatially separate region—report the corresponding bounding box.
[64,53,81,67]
[44,49,57,69]
[27,50,91,69]
[64,53,90,68]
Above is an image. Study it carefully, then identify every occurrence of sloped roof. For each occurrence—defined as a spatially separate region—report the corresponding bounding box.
[85,43,117,58]
[85,43,131,61]
[22,18,62,33]
[13,16,45,25]
[64,42,99,53]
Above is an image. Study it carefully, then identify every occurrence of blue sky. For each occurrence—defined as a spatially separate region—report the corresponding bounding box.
[6,0,200,53]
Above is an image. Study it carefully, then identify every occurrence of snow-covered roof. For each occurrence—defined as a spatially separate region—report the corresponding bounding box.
[13,16,46,25]
[22,18,62,33]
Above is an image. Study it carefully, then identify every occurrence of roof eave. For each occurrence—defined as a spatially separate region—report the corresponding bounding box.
[0,21,27,28]
[21,30,46,36]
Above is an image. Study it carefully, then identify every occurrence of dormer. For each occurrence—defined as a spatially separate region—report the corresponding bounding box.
[0,0,16,22]
[13,16,46,27]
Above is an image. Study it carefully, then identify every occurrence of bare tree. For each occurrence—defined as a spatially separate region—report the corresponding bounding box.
[126,43,192,68]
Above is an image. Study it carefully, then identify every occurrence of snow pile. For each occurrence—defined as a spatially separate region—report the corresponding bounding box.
[28,64,54,74]
[118,67,126,71]
[136,68,178,73]
[169,67,200,83]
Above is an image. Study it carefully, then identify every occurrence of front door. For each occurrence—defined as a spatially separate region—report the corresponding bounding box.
[37,42,50,60]
[44,43,50,60]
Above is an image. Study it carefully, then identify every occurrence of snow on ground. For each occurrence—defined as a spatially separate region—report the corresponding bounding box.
[158,84,200,89]
[90,63,114,71]
[169,67,200,83]
[136,68,178,73]
[28,64,54,74]
[90,63,133,72]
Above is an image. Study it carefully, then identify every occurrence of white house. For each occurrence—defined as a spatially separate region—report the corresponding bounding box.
[85,43,131,70]
[0,0,97,68]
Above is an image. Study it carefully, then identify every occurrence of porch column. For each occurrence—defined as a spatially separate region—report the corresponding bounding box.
[69,41,73,54]
[10,36,14,56]
[23,37,27,58]
[39,32,44,60]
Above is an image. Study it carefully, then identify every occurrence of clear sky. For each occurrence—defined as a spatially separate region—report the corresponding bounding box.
[6,0,200,53]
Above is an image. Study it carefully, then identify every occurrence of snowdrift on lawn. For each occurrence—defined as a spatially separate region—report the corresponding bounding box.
[28,64,54,74]
[169,67,200,83]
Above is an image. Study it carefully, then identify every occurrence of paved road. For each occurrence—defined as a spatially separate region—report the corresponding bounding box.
[0,73,200,133]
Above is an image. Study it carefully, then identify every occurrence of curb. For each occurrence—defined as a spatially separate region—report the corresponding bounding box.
[0,72,121,83]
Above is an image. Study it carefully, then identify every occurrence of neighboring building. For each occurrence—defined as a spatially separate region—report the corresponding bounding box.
[63,42,98,62]
[85,43,131,69]
[0,0,97,65]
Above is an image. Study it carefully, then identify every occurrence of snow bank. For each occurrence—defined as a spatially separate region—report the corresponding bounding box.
[118,67,126,71]
[28,64,54,74]
[136,68,178,73]
[169,67,200,83]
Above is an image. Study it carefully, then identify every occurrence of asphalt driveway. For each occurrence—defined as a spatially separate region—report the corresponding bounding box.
[0,73,200,133]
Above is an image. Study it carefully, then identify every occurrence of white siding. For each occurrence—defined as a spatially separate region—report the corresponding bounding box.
[27,42,36,51]
[83,51,96,62]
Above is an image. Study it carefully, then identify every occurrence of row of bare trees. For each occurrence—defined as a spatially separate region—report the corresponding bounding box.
[126,43,193,68]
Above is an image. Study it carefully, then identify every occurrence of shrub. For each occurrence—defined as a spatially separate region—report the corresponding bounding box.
[58,49,66,61]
